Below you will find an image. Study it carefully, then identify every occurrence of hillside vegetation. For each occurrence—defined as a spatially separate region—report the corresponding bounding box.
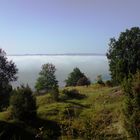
[0,84,127,139]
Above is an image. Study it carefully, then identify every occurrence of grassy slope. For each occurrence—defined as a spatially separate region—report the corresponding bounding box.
[37,84,126,139]
[0,84,126,139]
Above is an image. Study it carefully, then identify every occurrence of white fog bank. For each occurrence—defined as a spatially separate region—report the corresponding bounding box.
[8,55,110,89]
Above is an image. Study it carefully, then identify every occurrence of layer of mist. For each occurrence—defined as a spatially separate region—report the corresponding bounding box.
[8,55,110,89]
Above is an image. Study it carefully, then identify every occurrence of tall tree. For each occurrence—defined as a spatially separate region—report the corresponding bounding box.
[107,27,140,84]
[0,49,18,84]
[0,49,18,109]
[35,63,58,92]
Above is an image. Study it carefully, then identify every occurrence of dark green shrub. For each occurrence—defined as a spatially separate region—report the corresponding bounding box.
[96,75,105,85]
[65,67,89,87]
[0,49,18,110]
[10,85,36,121]
[105,80,113,87]
[77,76,91,87]
[49,89,59,101]
[122,71,140,139]
[62,89,86,99]
[0,84,12,111]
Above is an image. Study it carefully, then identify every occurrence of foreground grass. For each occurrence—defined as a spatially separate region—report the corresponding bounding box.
[0,84,126,139]
[37,84,126,139]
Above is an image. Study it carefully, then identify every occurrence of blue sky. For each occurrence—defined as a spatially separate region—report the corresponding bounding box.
[0,0,140,54]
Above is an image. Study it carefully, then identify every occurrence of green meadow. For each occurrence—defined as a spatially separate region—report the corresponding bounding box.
[0,84,127,139]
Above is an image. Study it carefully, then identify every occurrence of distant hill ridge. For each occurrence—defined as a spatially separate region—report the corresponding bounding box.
[8,53,106,56]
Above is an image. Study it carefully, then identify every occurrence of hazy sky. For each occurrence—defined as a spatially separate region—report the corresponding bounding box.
[0,0,140,54]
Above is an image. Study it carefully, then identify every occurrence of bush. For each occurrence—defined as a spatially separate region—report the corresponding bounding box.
[0,84,12,111]
[65,67,89,87]
[96,75,105,85]
[10,85,36,121]
[105,80,113,87]
[77,76,91,87]
[62,89,86,99]
[50,89,59,101]
[0,49,18,110]
[122,71,140,139]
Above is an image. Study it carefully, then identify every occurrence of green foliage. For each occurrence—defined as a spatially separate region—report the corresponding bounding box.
[122,71,140,139]
[49,89,59,101]
[82,112,112,139]
[35,63,58,93]
[0,49,18,84]
[0,109,12,121]
[62,89,86,99]
[0,84,12,111]
[107,27,140,84]
[10,85,36,121]
[65,67,90,87]
[0,49,18,110]
[77,76,91,86]
[96,75,105,85]
[105,80,113,87]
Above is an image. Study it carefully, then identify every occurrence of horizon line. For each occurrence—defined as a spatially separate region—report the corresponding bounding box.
[7,53,106,56]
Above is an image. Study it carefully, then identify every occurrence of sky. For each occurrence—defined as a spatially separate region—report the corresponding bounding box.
[0,0,140,54]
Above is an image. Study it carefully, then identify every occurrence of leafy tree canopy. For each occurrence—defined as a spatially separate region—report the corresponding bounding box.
[77,76,91,86]
[35,63,58,92]
[0,49,18,85]
[0,49,18,110]
[107,27,140,84]
[65,67,90,86]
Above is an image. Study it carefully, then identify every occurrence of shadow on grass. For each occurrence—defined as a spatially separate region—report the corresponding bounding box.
[0,117,61,140]
[31,117,61,139]
[60,89,87,101]
[59,89,89,109]
[63,100,89,108]
[0,120,34,140]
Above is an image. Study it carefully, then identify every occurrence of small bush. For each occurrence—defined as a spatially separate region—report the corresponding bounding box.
[10,85,37,121]
[77,76,90,87]
[0,84,12,111]
[105,80,113,87]
[49,89,59,101]
[96,75,105,86]
[81,110,114,139]
[65,67,89,87]
[62,89,86,99]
